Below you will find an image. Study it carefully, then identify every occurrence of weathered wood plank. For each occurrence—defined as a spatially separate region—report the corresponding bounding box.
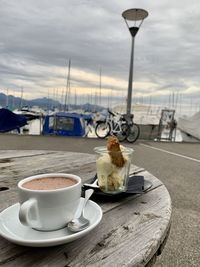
[0,151,95,186]
[0,151,147,211]
[0,157,160,214]
[0,150,54,159]
[0,186,171,267]
[63,186,171,267]
[0,151,171,267]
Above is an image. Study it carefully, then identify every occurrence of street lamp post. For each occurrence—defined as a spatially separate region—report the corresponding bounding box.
[122,8,148,118]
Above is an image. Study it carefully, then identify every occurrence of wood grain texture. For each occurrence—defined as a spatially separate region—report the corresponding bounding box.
[0,150,172,267]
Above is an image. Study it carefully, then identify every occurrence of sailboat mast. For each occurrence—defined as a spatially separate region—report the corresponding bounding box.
[47,88,50,114]
[20,87,23,109]
[6,88,9,108]
[64,59,71,111]
[99,68,102,106]
[67,61,71,111]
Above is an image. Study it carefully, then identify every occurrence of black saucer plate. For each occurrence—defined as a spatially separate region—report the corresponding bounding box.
[82,175,153,198]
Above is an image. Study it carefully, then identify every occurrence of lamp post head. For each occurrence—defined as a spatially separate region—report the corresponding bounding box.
[122,8,148,37]
[122,8,148,21]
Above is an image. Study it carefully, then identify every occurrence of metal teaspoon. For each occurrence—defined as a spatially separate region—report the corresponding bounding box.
[67,189,94,232]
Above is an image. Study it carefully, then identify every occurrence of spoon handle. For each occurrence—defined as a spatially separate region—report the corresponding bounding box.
[82,189,94,216]
[84,179,99,188]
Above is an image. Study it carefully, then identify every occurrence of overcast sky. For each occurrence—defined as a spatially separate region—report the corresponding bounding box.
[0,0,200,110]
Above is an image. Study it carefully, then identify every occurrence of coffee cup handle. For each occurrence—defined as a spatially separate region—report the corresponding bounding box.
[19,198,40,229]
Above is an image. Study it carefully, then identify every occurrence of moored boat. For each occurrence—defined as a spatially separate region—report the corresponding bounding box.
[0,108,27,133]
[177,111,200,142]
[42,112,87,137]
[14,106,44,120]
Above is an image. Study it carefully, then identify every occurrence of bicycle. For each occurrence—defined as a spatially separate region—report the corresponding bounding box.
[95,109,140,143]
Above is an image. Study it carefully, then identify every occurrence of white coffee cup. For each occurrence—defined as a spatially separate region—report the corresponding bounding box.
[18,173,82,231]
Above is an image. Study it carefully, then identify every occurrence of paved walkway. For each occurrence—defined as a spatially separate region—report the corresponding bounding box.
[0,134,199,267]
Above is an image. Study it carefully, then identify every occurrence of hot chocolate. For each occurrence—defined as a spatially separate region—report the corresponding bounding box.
[22,177,77,190]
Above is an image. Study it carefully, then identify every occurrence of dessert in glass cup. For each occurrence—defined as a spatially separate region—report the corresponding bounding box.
[94,136,133,194]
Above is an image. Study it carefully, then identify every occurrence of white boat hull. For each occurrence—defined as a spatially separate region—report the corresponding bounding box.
[178,111,200,142]
[179,130,200,143]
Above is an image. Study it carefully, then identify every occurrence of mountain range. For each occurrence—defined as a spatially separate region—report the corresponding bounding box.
[0,93,103,112]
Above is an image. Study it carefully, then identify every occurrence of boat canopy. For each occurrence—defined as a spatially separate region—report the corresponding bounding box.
[178,111,200,141]
[42,112,86,136]
[0,108,27,133]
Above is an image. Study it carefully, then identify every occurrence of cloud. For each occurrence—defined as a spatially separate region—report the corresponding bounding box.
[0,0,200,111]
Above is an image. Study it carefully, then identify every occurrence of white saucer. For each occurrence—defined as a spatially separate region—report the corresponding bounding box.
[0,198,102,247]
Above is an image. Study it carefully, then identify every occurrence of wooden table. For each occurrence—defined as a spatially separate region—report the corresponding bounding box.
[0,150,172,267]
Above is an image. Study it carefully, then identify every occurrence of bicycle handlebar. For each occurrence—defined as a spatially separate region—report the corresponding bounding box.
[108,109,134,122]
[108,109,116,117]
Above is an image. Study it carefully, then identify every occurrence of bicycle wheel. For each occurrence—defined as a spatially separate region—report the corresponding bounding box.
[95,122,111,138]
[115,123,128,142]
[126,123,140,143]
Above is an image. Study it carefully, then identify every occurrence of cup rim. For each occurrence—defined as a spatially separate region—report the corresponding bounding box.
[94,146,134,155]
[18,173,81,192]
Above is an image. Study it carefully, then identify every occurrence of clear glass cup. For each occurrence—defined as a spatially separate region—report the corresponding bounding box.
[94,146,134,194]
